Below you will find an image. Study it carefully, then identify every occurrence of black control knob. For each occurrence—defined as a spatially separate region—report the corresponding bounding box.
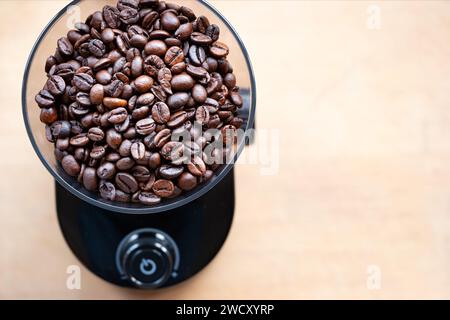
[116,229,179,289]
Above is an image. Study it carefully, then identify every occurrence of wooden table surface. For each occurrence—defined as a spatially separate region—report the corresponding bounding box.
[2,0,450,299]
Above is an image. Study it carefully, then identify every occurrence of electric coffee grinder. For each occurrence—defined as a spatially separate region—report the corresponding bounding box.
[22,0,256,289]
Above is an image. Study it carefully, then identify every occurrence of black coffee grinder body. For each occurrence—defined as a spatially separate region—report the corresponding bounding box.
[56,169,235,289]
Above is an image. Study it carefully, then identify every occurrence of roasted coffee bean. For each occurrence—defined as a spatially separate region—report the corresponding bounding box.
[73,73,94,91]
[35,90,55,108]
[54,148,67,162]
[191,84,207,104]
[88,39,106,57]
[148,152,161,169]
[223,73,236,89]
[153,129,171,148]
[74,147,87,162]
[87,128,105,144]
[158,67,172,94]
[171,73,194,91]
[118,139,132,157]
[99,181,116,201]
[131,56,144,78]
[161,141,184,162]
[114,115,131,133]
[56,138,69,150]
[221,124,237,145]
[103,5,120,28]
[190,32,212,46]
[167,92,189,109]
[186,64,208,78]
[144,40,167,57]
[130,34,148,49]
[188,44,206,66]
[175,22,193,41]
[142,11,159,29]
[210,41,229,58]
[230,88,243,106]
[45,56,58,73]
[200,170,214,183]
[159,165,184,179]
[105,80,124,97]
[117,0,139,11]
[171,62,186,74]
[195,105,210,125]
[51,121,71,139]
[161,11,180,31]
[103,97,128,109]
[46,75,66,96]
[115,172,138,193]
[76,92,91,106]
[128,49,141,63]
[131,141,146,160]
[90,84,104,105]
[206,77,220,95]
[120,8,139,25]
[132,106,150,120]
[202,57,217,72]
[101,28,115,43]
[115,34,129,55]
[152,102,170,124]
[123,127,137,139]
[206,114,221,129]
[108,107,128,124]
[106,128,122,149]
[82,167,98,191]
[70,133,89,147]
[206,24,220,42]
[167,111,188,128]
[180,5,196,21]
[165,37,182,48]
[93,58,112,72]
[177,172,197,191]
[196,15,210,32]
[116,157,135,170]
[61,155,80,177]
[139,191,161,205]
[144,54,165,77]
[115,189,131,202]
[95,70,112,84]
[68,30,82,44]
[164,46,184,67]
[57,37,74,56]
[40,107,58,124]
[151,85,167,102]
[135,118,156,135]
[230,116,243,129]
[152,179,174,198]
[69,101,89,116]
[187,155,206,176]
[104,152,119,163]
[172,120,192,137]
[131,165,151,182]
[114,72,130,84]
[134,75,153,93]
[97,162,116,179]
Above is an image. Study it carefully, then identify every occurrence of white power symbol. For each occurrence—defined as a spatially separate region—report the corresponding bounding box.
[140,258,157,276]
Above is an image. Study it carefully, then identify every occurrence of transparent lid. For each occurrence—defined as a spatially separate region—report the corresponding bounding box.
[22,0,256,214]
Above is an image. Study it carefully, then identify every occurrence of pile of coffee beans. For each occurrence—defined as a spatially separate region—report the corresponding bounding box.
[35,0,244,205]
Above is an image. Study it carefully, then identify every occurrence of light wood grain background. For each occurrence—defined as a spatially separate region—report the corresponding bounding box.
[2,0,450,299]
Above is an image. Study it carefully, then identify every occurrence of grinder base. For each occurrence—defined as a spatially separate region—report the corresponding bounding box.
[56,169,235,289]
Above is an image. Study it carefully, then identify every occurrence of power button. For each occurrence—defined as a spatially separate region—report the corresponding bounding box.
[116,229,179,289]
